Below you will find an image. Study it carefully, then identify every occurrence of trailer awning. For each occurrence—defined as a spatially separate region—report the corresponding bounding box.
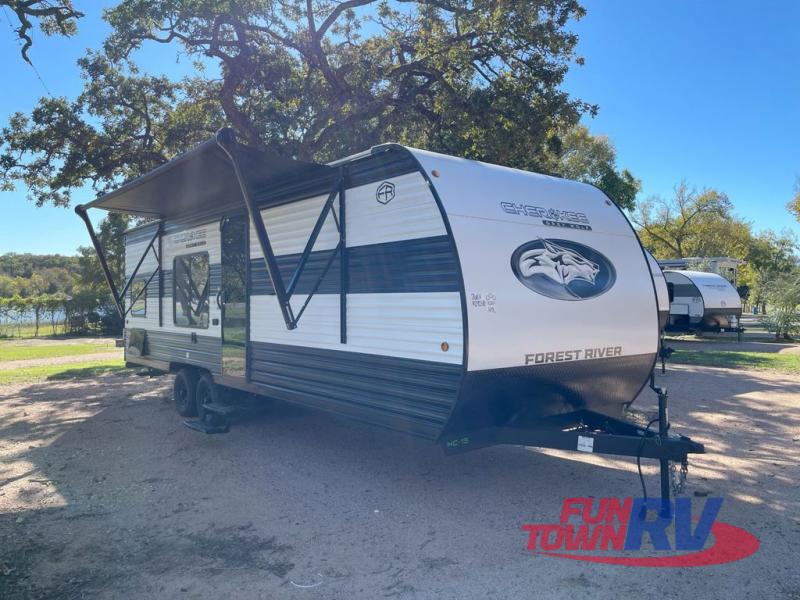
[76,128,346,333]
[80,129,334,218]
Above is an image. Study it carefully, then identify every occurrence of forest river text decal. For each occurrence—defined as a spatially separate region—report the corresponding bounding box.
[525,345,622,365]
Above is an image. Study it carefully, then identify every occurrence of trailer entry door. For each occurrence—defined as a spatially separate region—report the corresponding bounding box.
[220,215,248,379]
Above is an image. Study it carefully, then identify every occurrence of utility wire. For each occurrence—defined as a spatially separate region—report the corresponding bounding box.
[2,5,52,96]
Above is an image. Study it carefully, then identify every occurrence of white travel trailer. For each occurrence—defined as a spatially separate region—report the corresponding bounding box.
[664,270,742,332]
[77,128,702,501]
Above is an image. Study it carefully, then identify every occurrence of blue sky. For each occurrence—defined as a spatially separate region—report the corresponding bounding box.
[1,0,798,255]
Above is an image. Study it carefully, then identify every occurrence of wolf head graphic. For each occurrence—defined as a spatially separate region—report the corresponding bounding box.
[518,239,600,287]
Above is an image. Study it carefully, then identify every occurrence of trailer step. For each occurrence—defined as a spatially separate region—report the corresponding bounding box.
[200,402,237,417]
[183,419,229,434]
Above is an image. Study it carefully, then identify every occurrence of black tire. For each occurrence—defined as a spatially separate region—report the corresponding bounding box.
[173,368,199,417]
[195,373,220,421]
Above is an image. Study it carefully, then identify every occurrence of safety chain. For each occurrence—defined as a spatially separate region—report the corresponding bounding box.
[670,457,689,496]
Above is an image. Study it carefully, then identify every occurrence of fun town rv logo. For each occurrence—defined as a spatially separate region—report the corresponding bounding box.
[511,238,616,300]
[521,497,759,567]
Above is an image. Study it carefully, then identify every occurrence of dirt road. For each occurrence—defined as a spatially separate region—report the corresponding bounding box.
[1,364,799,599]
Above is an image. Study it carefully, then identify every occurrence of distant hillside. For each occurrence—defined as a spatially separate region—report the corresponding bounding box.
[0,253,80,279]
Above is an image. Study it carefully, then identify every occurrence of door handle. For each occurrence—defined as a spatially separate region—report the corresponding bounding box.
[216,289,225,309]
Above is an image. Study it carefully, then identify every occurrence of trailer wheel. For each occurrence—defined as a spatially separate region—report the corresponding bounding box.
[195,372,219,420]
[173,368,199,417]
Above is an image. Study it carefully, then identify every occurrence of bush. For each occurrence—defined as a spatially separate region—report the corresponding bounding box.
[764,272,800,339]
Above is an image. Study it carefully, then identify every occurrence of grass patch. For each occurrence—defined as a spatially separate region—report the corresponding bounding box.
[0,322,65,338]
[0,359,129,385]
[671,349,800,374]
[0,342,116,362]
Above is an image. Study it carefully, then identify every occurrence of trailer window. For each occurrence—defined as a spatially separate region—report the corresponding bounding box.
[130,280,147,317]
[173,253,210,328]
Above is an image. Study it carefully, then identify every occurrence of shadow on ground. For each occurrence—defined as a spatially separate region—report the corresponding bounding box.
[1,364,799,599]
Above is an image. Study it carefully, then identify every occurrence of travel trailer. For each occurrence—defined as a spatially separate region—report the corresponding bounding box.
[664,270,742,332]
[76,128,703,501]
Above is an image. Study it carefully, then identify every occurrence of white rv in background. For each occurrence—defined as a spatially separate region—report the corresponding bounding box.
[664,269,742,332]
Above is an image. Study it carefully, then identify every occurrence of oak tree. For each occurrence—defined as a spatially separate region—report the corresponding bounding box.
[2,1,636,209]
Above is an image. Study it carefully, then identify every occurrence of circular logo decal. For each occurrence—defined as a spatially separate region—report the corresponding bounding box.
[511,238,616,301]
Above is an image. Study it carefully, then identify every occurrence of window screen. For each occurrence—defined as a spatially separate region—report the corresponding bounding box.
[130,280,147,317]
[173,253,210,328]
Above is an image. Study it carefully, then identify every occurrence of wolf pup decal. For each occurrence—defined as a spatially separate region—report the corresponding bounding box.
[511,238,616,301]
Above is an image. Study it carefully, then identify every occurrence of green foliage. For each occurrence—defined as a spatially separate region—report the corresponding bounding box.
[0,252,78,278]
[762,271,800,339]
[544,125,640,210]
[0,53,198,206]
[1,1,83,63]
[0,341,115,361]
[738,230,799,311]
[0,358,127,385]
[786,176,800,223]
[632,181,751,259]
[0,1,645,334]
[2,1,638,210]
[0,215,128,337]
[671,349,800,374]
[76,213,130,294]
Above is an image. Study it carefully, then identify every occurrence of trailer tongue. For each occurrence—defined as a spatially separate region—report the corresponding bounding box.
[76,127,704,508]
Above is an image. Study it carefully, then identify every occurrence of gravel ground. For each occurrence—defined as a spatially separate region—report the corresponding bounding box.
[1,364,799,599]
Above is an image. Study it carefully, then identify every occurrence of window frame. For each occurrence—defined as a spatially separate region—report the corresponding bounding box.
[172,251,211,329]
[129,279,147,318]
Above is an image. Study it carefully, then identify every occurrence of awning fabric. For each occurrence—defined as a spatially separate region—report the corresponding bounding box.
[83,129,334,218]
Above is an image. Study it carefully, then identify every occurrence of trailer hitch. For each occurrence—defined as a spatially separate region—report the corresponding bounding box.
[439,386,704,513]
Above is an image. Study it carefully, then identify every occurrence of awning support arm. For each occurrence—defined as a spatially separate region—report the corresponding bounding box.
[216,129,343,331]
[336,170,347,344]
[75,204,124,319]
[75,204,162,321]
[294,241,342,323]
[216,130,297,330]
[286,175,342,297]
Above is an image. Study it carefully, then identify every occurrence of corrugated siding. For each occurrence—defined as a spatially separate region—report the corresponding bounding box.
[249,193,340,257]
[122,156,465,438]
[125,232,159,279]
[126,294,161,331]
[142,330,221,374]
[249,236,459,295]
[124,220,223,342]
[249,169,463,360]
[249,342,462,439]
[245,161,464,437]
[345,172,446,246]
[250,292,462,364]
[125,225,161,331]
